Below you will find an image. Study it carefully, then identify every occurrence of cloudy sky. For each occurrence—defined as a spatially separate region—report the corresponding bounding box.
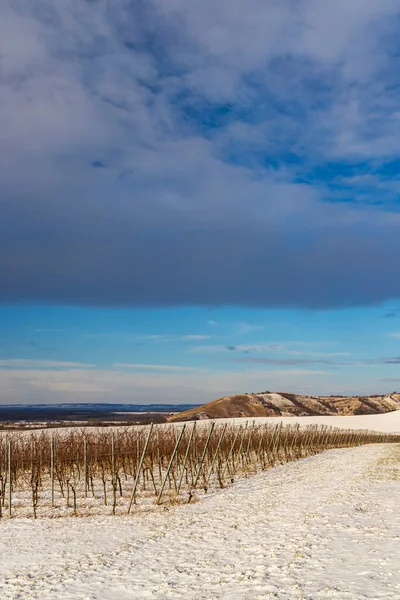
[1,0,400,404]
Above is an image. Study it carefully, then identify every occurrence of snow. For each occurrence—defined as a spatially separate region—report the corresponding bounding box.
[8,409,400,437]
[175,409,400,433]
[251,410,400,432]
[0,442,399,599]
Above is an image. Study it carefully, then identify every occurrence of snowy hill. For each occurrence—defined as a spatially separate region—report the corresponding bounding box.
[168,392,400,422]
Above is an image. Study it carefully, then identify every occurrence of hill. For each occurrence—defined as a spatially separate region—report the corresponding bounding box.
[168,392,400,422]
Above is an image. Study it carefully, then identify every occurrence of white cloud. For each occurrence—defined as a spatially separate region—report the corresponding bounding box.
[283,351,351,358]
[234,322,265,334]
[0,359,94,369]
[180,335,211,341]
[114,363,196,371]
[136,335,172,342]
[35,328,68,333]
[0,365,337,405]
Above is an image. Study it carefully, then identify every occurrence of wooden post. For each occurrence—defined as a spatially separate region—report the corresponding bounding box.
[177,422,196,495]
[174,427,182,481]
[289,423,300,458]
[272,422,283,462]
[205,423,227,485]
[157,424,186,505]
[128,424,154,513]
[256,423,267,460]
[302,426,313,456]
[237,421,248,458]
[220,424,242,480]
[51,437,55,508]
[263,423,277,466]
[111,433,115,485]
[244,420,256,466]
[189,422,215,500]
[83,438,88,499]
[156,429,162,481]
[7,440,12,518]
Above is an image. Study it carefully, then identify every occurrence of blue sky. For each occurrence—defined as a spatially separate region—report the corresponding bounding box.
[1,303,400,404]
[1,1,400,403]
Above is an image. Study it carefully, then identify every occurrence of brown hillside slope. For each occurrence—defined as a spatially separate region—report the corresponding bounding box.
[168,392,400,422]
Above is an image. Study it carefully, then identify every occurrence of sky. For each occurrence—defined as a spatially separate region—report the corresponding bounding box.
[1,0,400,404]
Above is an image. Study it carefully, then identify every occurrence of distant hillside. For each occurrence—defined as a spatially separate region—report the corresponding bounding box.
[168,392,400,422]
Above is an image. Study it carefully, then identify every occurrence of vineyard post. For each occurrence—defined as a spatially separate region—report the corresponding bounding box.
[330,428,338,448]
[256,423,267,461]
[263,423,277,467]
[346,429,352,447]
[322,425,328,450]
[244,421,255,466]
[188,422,215,502]
[156,429,162,481]
[318,425,325,450]
[205,423,227,486]
[111,432,117,515]
[111,432,115,486]
[157,424,186,505]
[322,426,329,449]
[83,438,88,499]
[349,430,355,446]
[177,421,196,495]
[323,426,331,448]
[305,425,316,454]
[1,441,5,509]
[174,426,182,481]
[51,436,55,508]
[220,424,242,481]
[289,423,300,458]
[128,423,154,514]
[7,439,12,518]
[272,422,283,463]
[236,421,248,470]
[316,425,323,451]
[136,437,140,473]
[306,425,314,454]
[299,426,308,457]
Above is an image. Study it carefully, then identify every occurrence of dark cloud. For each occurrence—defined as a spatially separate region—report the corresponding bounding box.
[1,1,400,309]
[383,309,400,318]
[1,192,400,308]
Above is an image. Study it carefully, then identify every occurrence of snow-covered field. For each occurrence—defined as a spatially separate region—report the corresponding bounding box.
[0,442,399,599]
[178,409,400,433]
[8,408,400,437]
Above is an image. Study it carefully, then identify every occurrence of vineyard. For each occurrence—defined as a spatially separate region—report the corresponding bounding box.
[0,422,399,518]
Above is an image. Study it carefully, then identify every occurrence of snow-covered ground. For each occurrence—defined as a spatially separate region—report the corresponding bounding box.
[0,442,399,599]
[177,409,400,433]
[8,409,400,437]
